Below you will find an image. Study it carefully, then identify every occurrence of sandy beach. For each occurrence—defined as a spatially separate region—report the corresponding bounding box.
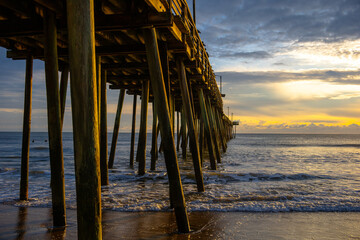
[0,204,359,239]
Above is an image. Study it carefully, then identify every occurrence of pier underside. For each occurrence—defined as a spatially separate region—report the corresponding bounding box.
[0,0,233,237]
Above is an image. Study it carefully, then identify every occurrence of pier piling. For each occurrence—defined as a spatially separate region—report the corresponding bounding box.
[0,0,236,235]
[43,9,66,227]
[177,57,204,192]
[150,101,158,171]
[129,94,137,168]
[20,55,33,201]
[144,27,190,233]
[66,0,102,238]
[137,79,149,176]
[100,69,109,185]
[108,89,125,169]
[59,65,69,126]
[198,89,217,170]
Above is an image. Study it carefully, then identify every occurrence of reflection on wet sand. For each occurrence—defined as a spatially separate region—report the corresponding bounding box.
[16,207,26,240]
[2,205,359,239]
[1,205,218,239]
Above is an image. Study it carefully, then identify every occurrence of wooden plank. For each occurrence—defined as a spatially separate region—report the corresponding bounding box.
[144,0,167,12]
[43,10,66,227]
[169,22,182,42]
[66,0,102,237]
[143,27,190,233]
[20,55,33,201]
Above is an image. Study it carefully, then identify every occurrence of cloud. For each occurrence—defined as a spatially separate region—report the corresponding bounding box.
[219,51,272,59]
[216,69,360,85]
[195,0,360,71]
[237,121,360,134]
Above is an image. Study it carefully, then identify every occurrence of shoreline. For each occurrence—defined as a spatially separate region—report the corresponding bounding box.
[1,204,360,239]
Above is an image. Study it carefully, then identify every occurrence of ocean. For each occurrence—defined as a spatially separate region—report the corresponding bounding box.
[1,132,360,212]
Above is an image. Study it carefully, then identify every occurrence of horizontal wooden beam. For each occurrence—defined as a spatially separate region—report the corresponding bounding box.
[7,45,147,59]
[107,74,150,82]
[103,60,197,70]
[0,0,33,18]
[33,0,64,15]
[0,13,172,38]
[102,62,149,70]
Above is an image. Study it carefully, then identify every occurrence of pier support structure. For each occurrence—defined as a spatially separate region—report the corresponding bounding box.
[144,27,190,233]
[129,94,137,168]
[20,55,33,201]
[198,89,217,170]
[66,0,102,238]
[137,79,149,175]
[100,69,109,185]
[108,89,125,169]
[177,57,204,192]
[43,9,66,227]
[150,101,158,170]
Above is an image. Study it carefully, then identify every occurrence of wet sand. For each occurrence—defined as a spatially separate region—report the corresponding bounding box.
[1,204,360,239]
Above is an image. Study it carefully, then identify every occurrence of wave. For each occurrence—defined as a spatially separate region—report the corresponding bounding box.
[31,146,48,150]
[241,143,360,148]
[0,167,16,173]
[204,172,333,184]
[0,156,20,159]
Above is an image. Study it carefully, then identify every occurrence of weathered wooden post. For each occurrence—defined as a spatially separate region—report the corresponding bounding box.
[96,56,101,132]
[144,27,190,233]
[198,89,217,170]
[214,107,227,152]
[199,118,204,164]
[137,80,149,175]
[206,98,221,163]
[150,101,158,171]
[177,111,181,151]
[176,57,204,192]
[66,0,102,238]
[181,106,187,159]
[43,10,66,227]
[129,94,137,168]
[44,10,66,226]
[100,69,108,185]
[108,89,125,169]
[59,65,69,126]
[20,55,33,201]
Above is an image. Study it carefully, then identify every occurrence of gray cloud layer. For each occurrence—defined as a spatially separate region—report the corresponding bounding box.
[194,0,360,59]
[216,69,360,85]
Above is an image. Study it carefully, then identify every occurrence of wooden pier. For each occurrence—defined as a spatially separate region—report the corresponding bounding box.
[0,0,234,238]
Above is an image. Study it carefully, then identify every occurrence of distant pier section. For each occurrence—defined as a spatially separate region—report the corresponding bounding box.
[0,0,234,237]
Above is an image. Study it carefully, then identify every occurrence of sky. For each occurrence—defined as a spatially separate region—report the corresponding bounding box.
[1,0,360,133]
